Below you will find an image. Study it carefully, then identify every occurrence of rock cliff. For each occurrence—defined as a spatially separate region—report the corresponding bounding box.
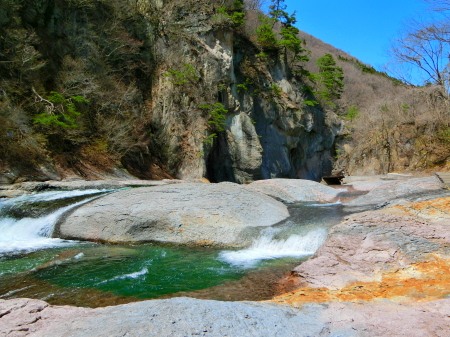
[0,0,342,183]
[147,4,341,182]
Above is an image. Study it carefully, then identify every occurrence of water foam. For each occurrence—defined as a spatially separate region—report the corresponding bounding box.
[308,200,341,207]
[0,189,108,207]
[0,191,106,255]
[98,267,149,284]
[219,227,327,268]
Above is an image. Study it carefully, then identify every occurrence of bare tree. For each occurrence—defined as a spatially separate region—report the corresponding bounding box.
[244,0,267,11]
[386,0,450,94]
[390,23,450,87]
[424,0,450,11]
[388,17,450,95]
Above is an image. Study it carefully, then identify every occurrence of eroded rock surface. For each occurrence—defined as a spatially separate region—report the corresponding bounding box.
[267,196,450,336]
[343,176,446,211]
[55,183,289,247]
[247,178,341,203]
[2,296,450,337]
[3,180,450,337]
[275,196,450,297]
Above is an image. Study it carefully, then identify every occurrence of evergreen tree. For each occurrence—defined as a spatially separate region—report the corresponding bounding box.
[217,0,246,26]
[268,0,296,26]
[256,0,309,63]
[313,54,344,101]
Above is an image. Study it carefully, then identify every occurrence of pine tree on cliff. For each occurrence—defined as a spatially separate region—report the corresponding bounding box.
[257,0,309,62]
[314,54,344,101]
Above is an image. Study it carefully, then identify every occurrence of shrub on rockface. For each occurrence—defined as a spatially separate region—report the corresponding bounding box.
[0,0,156,176]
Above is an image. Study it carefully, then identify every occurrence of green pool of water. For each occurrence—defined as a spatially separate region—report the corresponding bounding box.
[0,242,305,306]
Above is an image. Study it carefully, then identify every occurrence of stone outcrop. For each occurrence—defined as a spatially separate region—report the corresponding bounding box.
[1,1,342,184]
[247,178,341,203]
[147,7,342,183]
[55,183,289,247]
[343,176,445,211]
[274,196,450,298]
[2,177,450,336]
[266,195,450,336]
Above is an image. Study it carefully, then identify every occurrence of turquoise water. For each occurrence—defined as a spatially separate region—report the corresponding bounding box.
[0,242,304,306]
[33,244,247,298]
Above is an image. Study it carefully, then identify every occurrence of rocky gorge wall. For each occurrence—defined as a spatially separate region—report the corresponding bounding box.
[0,0,342,183]
[130,1,342,182]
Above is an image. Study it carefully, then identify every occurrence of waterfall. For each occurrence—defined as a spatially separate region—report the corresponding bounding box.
[219,227,327,268]
[0,190,109,255]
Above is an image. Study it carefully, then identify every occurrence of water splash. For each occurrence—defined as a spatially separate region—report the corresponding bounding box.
[308,200,341,207]
[0,189,109,207]
[98,267,149,284]
[219,228,327,269]
[0,190,107,255]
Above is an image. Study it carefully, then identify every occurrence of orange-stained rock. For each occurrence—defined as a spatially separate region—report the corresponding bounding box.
[386,197,450,224]
[272,255,450,306]
[273,197,450,306]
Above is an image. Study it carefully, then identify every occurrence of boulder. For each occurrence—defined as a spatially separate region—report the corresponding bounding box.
[55,183,289,247]
[247,178,341,203]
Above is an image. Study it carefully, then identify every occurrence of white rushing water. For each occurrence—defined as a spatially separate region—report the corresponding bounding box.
[0,190,108,255]
[219,227,327,269]
[98,267,149,285]
[0,189,107,207]
[308,200,341,207]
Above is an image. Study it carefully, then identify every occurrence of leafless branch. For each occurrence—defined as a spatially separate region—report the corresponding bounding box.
[31,87,55,114]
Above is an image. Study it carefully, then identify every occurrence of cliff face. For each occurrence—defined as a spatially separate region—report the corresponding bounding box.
[0,0,341,183]
[149,11,341,182]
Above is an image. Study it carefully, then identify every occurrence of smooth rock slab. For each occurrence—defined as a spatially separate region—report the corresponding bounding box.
[55,183,289,247]
[247,179,341,203]
[2,297,449,337]
[344,176,446,210]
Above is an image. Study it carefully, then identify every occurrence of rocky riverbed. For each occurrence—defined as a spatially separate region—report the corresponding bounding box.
[1,175,450,336]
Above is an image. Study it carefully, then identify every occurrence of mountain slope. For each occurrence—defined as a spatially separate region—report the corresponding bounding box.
[0,0,448,184]
[0,0,342,183]
[297,31,450,174]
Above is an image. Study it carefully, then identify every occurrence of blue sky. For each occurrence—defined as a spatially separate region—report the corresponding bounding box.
[284,0,429,72]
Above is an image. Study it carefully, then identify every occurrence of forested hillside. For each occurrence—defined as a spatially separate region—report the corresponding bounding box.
[0,0,341,182]
[0,0,448,183]
[298,30,450,175]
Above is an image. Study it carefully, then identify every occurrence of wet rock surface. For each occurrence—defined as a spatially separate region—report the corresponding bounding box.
[55,183,289,247]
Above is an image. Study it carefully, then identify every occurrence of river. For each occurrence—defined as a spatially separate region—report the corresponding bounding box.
[0,187,349,307]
